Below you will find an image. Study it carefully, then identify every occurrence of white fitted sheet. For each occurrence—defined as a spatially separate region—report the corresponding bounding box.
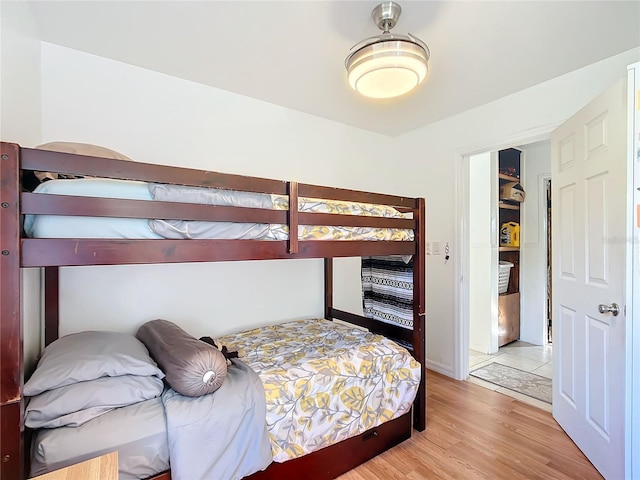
[24,178,162,239]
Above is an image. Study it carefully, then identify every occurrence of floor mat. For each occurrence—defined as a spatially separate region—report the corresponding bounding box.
[470,362,552,404]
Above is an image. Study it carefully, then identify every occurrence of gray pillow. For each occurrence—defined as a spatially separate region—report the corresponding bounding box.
[25,374,165,429]
[34,141,133,182]
[24,331,164,396]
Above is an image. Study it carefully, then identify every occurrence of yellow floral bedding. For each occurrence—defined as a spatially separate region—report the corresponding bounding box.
[216,319,421,463]
[272,195,410,218]
[269,195,414,241]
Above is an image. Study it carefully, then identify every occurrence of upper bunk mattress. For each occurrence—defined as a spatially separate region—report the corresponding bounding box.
[216,318,421,463]
[24,178,414,241]
[23,178,161,239]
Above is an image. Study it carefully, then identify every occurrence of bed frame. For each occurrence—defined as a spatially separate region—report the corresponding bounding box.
[0,141,426,480]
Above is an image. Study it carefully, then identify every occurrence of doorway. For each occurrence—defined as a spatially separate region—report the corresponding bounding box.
[465,140,553,408]
[457,131,555,383]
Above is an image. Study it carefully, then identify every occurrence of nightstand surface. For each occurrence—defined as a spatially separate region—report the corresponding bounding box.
[30,451,118,480]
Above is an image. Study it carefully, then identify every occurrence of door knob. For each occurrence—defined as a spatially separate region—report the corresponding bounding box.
[598,303,620,316]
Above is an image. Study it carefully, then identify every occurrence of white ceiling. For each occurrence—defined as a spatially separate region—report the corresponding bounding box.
[26,1,640,136]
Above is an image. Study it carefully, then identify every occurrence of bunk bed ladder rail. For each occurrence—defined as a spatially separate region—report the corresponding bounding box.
[0,142,25,480]
[412,197,426,432]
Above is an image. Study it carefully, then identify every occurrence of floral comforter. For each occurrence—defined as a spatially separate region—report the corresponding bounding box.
[216,318,421,462]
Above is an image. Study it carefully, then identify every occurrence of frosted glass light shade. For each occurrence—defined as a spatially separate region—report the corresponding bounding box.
[346,40,428,99]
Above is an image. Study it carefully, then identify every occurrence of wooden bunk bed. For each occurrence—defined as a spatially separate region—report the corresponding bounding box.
[0,141,426,480]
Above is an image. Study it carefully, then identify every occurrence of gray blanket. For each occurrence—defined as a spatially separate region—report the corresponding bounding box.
[148,183,279,240]
[162,359,273,480]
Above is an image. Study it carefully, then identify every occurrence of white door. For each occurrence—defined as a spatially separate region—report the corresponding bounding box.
[551,77,628,479]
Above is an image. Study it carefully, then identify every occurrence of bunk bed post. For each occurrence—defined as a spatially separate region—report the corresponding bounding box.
[324,258,333,320]
[413,198,426,431]
[0,142,25,480]
[44,267,60,346]
[287,181,298,254]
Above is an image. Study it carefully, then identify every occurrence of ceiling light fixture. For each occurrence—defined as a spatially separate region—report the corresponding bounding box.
[345,1,430,99]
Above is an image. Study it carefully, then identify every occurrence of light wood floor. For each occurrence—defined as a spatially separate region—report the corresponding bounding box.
[338,370,603,480]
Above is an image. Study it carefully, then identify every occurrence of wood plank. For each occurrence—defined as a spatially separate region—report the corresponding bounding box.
[246,412,411,480]
[20,147,288,194]
[297,184,418,208]
[498,202,520,211]
[412,197,426,431]
[29,451,118,480]
[44,267,59,346]
[287,181,298,254]
[21,193,288,224]
[0,142,24,480]
[21,239,416,267]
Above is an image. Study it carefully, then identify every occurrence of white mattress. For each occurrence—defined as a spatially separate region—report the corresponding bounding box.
[30,397,170,480]
[24,178,162,239]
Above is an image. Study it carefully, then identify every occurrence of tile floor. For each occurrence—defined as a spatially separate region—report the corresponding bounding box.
[468,341,553,412]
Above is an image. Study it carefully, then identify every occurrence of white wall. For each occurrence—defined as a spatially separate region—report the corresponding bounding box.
[397,47,640,377]
[0,1,41,144]
[468,152,495,353]
[39,43,402,338]
[1,1,43,372]
[519,141,551,344]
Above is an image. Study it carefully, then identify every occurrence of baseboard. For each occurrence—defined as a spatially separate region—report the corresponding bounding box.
[426,360,455,378]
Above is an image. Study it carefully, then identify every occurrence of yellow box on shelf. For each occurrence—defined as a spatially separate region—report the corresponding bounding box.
[500,222,520,247]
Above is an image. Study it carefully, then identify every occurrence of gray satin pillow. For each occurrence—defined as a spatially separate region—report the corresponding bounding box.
[136,319,227,397]
[24,331,164,397]
[25,374,165,429]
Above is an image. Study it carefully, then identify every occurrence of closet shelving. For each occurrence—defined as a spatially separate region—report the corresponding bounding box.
[498,177,520,252]
[497,149,522,346]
